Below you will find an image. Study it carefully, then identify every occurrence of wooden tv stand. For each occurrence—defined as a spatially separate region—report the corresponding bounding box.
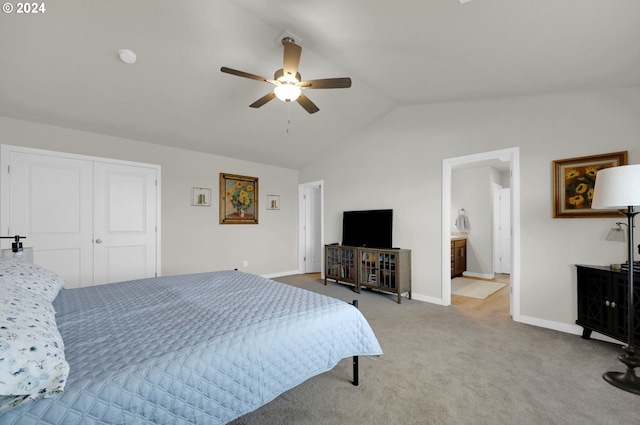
[324,244,411,303]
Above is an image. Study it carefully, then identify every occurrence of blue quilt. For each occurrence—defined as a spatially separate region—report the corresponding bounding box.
[0,270,382,425]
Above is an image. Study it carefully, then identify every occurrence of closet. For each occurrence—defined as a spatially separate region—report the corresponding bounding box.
[0,145,160,288]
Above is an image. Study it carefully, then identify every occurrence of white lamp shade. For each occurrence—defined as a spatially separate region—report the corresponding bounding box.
[274,84,301,102]
[591,164,640,209]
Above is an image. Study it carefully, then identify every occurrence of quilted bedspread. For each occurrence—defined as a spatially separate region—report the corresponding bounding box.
[0,270,382,425]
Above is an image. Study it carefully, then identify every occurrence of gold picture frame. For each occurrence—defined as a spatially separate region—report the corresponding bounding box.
[552,151,627,218]
[219,173,258,224]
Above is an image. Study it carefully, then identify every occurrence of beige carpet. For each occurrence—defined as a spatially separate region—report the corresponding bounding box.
[228,276,638,425]
[451,277,505,299]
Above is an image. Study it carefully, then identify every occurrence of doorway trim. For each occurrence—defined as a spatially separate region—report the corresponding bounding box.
[297,180,324,275]
[442,147,521,321]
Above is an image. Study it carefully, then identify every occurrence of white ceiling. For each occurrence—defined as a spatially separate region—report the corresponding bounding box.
[1,0,639,169]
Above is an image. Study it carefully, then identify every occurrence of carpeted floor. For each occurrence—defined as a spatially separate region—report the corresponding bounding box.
[229,275,639,425]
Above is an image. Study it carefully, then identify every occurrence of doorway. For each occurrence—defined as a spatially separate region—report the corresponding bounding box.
[442,147,520,321]
[298,181,324,275]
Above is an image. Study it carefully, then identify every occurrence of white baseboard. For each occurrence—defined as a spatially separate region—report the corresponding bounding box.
[404,298,622,344]
[517,315,579,334]
[462,271,495,279]
[411,293,447,306]
[261,270,300,279]
[516,315,622,344]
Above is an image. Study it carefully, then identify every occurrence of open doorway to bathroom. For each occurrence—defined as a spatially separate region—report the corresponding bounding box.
[442,148,520,321]
[450,166,511,318]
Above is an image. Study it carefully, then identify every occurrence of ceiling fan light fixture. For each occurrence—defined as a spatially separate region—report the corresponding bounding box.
[274,83,301,102]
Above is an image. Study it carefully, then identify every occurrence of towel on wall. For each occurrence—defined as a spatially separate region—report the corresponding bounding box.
[455,209,470,232]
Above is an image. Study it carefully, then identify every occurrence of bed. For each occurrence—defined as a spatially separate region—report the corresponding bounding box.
[0,261,382,425]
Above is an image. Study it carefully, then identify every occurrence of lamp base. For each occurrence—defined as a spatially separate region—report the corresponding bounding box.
[603,345,640,395]
[603,370,640,395]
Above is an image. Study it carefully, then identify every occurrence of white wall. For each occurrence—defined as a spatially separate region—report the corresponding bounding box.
[300,87,640,329]
[0,117,299,277]
[452,166,494,277]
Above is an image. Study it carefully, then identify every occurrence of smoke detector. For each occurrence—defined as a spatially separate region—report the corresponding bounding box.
[118,49,137,64]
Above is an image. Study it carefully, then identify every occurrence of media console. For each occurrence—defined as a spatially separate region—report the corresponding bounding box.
[324,244,411,303]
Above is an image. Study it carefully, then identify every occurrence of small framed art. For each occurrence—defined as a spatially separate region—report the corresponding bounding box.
[192,187,211,206]
[267,195,280,210]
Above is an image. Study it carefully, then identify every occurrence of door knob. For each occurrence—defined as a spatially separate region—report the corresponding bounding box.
[95,239,102,244]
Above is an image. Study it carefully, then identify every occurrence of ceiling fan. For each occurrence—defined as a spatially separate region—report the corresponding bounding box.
[221,37,351,114]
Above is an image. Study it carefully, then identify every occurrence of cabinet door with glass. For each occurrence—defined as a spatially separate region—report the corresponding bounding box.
[324,245,357,288]
[357,248,411,303]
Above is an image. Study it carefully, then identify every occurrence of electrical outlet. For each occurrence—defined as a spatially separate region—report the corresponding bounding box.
[243,260,248,267]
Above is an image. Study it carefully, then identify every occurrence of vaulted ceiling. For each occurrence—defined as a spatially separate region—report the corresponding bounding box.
[1,0,639,169]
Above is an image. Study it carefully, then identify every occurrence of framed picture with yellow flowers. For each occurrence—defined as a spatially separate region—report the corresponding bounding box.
[219,173,259,224]
[552,151,627,218]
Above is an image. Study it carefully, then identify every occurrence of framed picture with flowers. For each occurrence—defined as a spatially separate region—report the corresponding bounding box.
[219,173,259,224]
[552,151,627,218]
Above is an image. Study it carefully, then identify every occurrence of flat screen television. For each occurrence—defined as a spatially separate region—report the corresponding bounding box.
[342,209,393,249]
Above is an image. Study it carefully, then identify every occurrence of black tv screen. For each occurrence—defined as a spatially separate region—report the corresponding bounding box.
[342,209,393,248]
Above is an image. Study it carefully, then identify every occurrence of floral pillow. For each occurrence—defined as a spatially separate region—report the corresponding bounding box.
[0,282,69,412]
[0,258,66,302]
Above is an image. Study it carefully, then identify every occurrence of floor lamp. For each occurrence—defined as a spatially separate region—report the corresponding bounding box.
[592,164,640,394]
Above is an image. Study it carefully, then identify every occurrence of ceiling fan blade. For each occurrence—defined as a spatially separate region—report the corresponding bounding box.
[282,40,302,80]
[249,92,276,108]
[296,93,320,114]
[221,67,275,84]
[299,77,352,89]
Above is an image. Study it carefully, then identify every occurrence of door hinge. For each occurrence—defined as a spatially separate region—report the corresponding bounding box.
[7,165,9,174]
[304,257,306,261]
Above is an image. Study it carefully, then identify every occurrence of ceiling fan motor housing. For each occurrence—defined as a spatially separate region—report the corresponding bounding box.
[274,69,301,83]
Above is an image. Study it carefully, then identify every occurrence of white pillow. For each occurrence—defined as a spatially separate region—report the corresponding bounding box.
[0,258,66,302]
[0,282,69,412]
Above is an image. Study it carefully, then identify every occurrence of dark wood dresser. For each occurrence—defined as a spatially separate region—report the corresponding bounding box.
[576,264,640,343]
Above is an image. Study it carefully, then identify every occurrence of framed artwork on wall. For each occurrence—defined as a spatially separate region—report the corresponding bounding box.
[552,151,627,218]
[219,173,259,224]
[267,195,280,210]
[192,187,211,206]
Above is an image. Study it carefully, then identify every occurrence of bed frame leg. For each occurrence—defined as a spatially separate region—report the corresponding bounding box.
[353,356,359,386]
[351,299,359,386]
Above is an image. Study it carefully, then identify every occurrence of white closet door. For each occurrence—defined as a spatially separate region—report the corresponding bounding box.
[7,151,94,288]
[93,162,157,285]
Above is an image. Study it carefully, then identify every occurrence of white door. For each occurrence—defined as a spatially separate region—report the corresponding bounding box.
[495,187,511,274]
[304,186,322,273]
[6,151,94,287]
[93,162,157,285]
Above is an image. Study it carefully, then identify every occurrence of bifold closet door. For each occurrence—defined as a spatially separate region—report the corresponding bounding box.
[92,162,157,286]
